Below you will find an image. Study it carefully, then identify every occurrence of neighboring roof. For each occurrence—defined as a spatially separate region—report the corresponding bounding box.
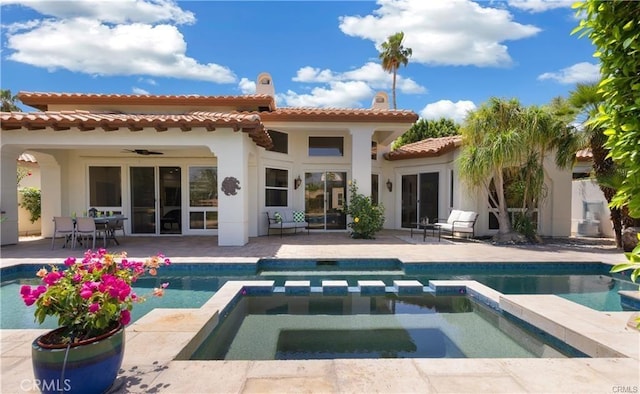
[384,136,462,161]
[576,148,593,162]
[17,91,276,112]
[0,110,273,148]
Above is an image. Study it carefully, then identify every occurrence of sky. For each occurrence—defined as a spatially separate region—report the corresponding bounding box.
[0,0,599,123]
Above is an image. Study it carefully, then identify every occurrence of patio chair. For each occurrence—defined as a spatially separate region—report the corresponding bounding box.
[107,215,126,237]
[51,216,75,249]
[74,217,105,249]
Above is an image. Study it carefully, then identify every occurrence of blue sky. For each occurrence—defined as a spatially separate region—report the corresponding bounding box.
[0,0,599,122]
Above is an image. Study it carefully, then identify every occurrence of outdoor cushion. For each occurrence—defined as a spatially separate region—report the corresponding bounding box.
[457,211,477,226]
[447,210,462,224]
[273,212,282,223]
[293,211,305,222]
[282,210,295,222]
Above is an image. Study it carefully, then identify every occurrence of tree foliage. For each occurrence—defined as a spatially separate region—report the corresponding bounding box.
[379,32,412,110]
[393,118,460,149]
[573,0,640,218]
[345,181,385,239]
[459,98,568,242]
[1,89,21,111]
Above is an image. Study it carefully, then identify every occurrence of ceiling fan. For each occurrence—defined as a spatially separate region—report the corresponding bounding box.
[123,149,164,156]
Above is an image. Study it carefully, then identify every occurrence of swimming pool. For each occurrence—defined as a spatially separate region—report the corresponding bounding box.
[190,292,582,360]
[1,260,637,329]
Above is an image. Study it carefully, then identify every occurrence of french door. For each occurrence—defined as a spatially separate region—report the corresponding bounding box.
[130,166,182,234]
[304,171,347,230]
[401,172,439,228]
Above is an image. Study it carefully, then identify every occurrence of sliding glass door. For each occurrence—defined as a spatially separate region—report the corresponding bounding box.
[304,171,347,230]
[129,166,182,234]
[401,172,439,228]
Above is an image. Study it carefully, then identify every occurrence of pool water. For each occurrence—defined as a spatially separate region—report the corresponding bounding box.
[191,293,579,360]
[2,263,637,329]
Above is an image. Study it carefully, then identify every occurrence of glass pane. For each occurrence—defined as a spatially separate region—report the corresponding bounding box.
[325,172,346,230]
[89,167,121,206]
[206,211,218,229]
[305,172,324,230]
[189,211,205,229]
[267,130,288,154]
[266,189,287,207]
[371,174,379,206]
[130,167,155,234]
[309,137,343,156]
[160,167,181,235]
[371,141,377,160]
[418,172,439,224]
[401,175,418,228]
[190,167,217,207]
[266,168,288,187]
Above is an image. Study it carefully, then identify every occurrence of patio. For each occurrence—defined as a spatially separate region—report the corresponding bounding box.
[1,231,638,393]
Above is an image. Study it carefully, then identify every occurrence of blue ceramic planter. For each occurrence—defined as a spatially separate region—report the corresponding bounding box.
[32,324,125,394]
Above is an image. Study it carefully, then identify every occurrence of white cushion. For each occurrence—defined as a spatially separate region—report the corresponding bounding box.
[457,211,477,227]
[447,210,462,224]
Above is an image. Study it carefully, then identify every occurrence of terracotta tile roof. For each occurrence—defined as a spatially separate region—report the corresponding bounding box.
[576,148,593,162]
[384,136,462,161]
[17,91,276,112]
[0,110,272,148]
[255,107,418,123]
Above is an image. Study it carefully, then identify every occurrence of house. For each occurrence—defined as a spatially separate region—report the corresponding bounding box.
[571,148,614,238]
[0,72,572,246]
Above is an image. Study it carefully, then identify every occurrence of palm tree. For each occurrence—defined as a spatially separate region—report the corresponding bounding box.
[459,98,569,242]
[458,98,525,241]
[379,32,412,110]
[1,89,21,112]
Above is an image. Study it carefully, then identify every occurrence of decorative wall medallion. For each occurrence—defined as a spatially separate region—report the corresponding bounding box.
[221,176,241,196]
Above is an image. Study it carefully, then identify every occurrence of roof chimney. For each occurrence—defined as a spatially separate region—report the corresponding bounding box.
[371,92,389,110]
[256,72,275,97]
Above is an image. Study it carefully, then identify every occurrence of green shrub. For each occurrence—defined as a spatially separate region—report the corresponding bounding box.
[345,181,385,239]
[19,187,41,223]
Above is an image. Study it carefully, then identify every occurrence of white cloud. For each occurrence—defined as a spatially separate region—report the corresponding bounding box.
[238,77,256,94]
[279,81,374,108]
[137,77,157,86]
[507,0,574,13]
[5,17,236,83]
[3,0,233,83]
[293,62,426,94]
[538,62,600,84]
[420,100,476,123]
[286,62,426,108]
[132,87,150,95]
[339,0,540,67]
[2,0,195,24]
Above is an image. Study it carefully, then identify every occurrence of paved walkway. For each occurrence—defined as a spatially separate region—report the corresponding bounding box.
[2,231,638,393]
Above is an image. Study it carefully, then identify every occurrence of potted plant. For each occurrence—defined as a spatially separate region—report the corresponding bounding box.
[20,248,171,394]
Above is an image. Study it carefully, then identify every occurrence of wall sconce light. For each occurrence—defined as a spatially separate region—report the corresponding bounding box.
[386,179,393,192]
[294,175,302,190]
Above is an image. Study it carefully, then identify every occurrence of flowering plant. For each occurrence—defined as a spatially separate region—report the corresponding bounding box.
[345,180,385,239]
[20,249,170,344]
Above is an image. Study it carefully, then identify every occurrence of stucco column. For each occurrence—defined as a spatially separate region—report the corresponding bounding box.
[350,126,374,196]
[210,129,250,246]
[1,146,22,245]
[37,154,63,238]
